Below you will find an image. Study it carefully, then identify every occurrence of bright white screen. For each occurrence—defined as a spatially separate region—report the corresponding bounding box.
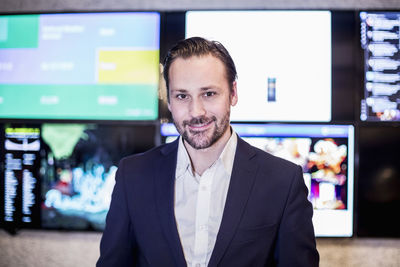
[186,11,332,122]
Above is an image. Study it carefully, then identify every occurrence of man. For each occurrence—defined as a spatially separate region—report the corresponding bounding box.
[97,37,319,267]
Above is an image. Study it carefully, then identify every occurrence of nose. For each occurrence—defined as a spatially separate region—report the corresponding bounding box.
[189,98,206,118]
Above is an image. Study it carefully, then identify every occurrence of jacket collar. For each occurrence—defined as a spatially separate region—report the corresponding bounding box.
[156,138,187,266]
[208,137,258,267]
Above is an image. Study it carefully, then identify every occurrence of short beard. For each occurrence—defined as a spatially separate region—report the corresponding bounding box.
[174,111,230,150]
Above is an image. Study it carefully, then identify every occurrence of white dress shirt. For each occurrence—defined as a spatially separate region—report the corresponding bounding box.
[174,132,237,267]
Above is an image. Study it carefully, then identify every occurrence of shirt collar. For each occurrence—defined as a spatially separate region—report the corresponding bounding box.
[175,129,238,180]
[176,136,193,179]
[219,131,237,177]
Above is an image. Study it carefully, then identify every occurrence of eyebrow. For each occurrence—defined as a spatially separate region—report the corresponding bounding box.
[200,86,220,91]
[170,89,188,94]
[170,86,220,93]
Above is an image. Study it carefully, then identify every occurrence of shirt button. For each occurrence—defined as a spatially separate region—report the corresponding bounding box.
[201,186,208,191]
[199,225,207,231]
[195,264,201,267]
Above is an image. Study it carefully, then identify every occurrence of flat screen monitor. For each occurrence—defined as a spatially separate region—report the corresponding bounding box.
[161,123,354,237]
[357,125,400,237]
[1,125,41,229]
[0,12,160,120]
[185,11,332,122]
[359,11,400,122]
[0,122,156,231]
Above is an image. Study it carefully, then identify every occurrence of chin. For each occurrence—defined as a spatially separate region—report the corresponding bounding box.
[186,133,214,150]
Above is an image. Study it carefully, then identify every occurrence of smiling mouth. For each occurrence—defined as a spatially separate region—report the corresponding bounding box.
[188,120,213,131]
[184,116,215,132]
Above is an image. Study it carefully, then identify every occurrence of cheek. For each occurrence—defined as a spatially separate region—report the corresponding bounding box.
[207,104,230,119]
[169,104,186,120]
[214,98,232,112]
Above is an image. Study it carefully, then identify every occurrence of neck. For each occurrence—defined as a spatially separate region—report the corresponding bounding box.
[184,127,232,176]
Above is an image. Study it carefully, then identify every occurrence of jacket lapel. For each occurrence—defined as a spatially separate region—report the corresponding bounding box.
[208,137,259,267]
[155,139,187,267]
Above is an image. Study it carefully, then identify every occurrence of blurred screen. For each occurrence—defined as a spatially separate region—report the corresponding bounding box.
[357,125,400,237]
[161,123,354,237]
[2,125,41,228]
[186,11,332,122]
[0,12,160,120]
[1,123,156,231]
[360,11,400,121]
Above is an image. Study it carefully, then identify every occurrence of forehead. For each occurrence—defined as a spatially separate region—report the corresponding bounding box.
[168,55,228,89]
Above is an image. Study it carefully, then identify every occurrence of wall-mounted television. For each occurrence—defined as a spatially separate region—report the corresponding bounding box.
[0,122,157,231]
[357,125,400,237]
[0,124,41,229]
[161,123,355,237]
[360,11,400,122]
[0,12,160,121]
[185,11,332,122]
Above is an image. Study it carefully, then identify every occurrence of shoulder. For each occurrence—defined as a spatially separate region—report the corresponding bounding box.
[236,137,303,190]
[237,137,300,171]
[236,137,310,213]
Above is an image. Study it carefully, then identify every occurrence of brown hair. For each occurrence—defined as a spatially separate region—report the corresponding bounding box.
[163,37,237,101]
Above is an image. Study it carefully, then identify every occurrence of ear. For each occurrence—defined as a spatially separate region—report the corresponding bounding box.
[230,81,238,106]
[167,101,171,112]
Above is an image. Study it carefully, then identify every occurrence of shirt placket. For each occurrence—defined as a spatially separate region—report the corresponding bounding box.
[191,165,217,267]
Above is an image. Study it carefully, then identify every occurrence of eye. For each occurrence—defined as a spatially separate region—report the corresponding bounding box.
[204,91,216,97]
[176,94,187,100]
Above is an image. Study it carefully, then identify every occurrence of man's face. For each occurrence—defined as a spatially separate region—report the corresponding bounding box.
[167,54,238,150]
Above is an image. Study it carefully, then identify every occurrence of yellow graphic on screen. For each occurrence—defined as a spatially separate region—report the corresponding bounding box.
[97,50,159,84]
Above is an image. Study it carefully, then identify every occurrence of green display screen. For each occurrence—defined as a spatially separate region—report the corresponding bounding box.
[0,12,160,120]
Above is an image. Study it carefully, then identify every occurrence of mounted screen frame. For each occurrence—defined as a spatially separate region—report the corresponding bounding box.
[161,122,355,237]
[158,10,357,124]
[0,11,161,122]
[0,121,158,232]
[358,11,400,123]
[185,10,332,123]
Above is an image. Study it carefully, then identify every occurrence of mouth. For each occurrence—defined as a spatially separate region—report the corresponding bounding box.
[188,120,213,131]
[183,116,216,133]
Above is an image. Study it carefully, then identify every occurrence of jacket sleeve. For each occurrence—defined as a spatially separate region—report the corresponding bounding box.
[97,158,137,267]
[274,165,320,267]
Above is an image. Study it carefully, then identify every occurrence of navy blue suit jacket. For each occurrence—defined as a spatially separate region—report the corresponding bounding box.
[97,137,319,267]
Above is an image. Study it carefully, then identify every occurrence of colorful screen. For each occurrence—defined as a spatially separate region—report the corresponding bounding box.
[360,12,400,121]
[0,12,160,120]
[1,123,157,231]
[186,11,332,122]
[161,123,354,237]
[2,126,41,228]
